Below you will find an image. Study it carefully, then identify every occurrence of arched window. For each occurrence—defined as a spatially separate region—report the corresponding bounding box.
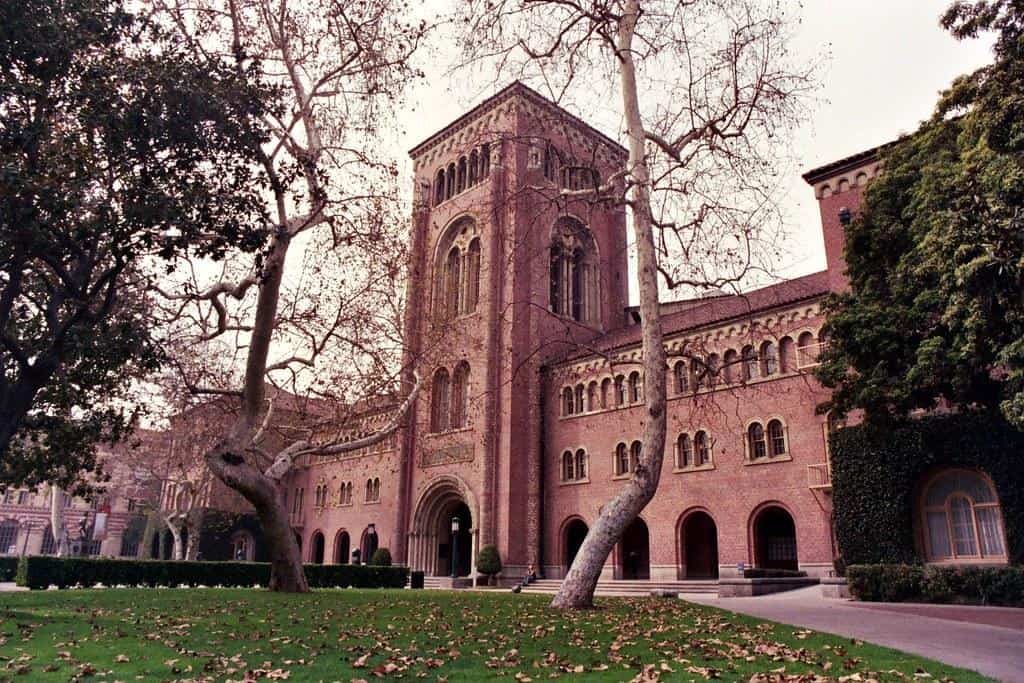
[767,419,786,456]
[629,440,642,472]
[575,449,587,480]
[451,362,470,428]
[691,357,704,390]
[747,422,766,459]
[723,349,738,384]
[431,368,451,432]
[469,149,479,185]
[677,434,693,468]
[435,219,481,321]
[457,156,467,193]
[600,378,611,408]
[706,354,720,387]
[760,341,779,377]
[373,478,381,501]
[444,247,461,319]
[465,238,480,312]
[446,163,456,199]
[694,430,710,465]
[628,371,642,403]
[365,479,374,502]
[587,382,598,412]
[434,169,446,206]
[614,375,626,406]
[779,336,796,373]
[797,331,818,367]
[562,387,574,416]
[674,361,689,394]
[562,451,574,481]
[922,470,1007,561]
[574,384,585,413]
[742,345,759,381]
[549,217,598,324]
[543,143,558,181]
[479,143,490,178]
[615,443,629,476]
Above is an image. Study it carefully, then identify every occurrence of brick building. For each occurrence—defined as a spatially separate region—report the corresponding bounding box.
[281,82,889,582]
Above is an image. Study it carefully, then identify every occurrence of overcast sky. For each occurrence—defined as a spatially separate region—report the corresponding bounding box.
[394,0,995,292]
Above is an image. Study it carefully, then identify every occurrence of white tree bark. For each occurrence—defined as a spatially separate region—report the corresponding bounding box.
[49,485,69,557]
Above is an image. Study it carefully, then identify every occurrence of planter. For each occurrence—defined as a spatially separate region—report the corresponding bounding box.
[718,576,819,598]
[821,576,850,599]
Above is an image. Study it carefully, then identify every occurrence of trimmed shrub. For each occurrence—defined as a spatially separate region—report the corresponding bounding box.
[14,556,408,590]
[741,568,807,579]
[0,556,18,581]
[476,544,502,578]
[831,414,1024,565]
[848,564,1024,607]
[410,570,425,589]
[369,547,392,566]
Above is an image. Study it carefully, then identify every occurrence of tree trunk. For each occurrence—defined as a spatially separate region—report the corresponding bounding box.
[551,0,667,609]
[50,486,69,557]
[165,519,183,560]
[185,509,203,560]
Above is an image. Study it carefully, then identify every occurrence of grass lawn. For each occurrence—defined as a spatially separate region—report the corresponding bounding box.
[0,588,990,682]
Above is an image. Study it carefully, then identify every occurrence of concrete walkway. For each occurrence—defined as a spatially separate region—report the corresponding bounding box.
[687,587,1024,683]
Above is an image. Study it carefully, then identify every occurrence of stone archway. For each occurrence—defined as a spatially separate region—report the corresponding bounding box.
[680,510,718,579]
[310,531,325,564]
[409,476,480,577]
[617,518,650,580]
[753,505,798,570]
[333,530,350,564]
[562,518,588,571]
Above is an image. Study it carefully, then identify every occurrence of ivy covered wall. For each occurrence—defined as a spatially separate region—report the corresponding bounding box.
[831,414,1024,565]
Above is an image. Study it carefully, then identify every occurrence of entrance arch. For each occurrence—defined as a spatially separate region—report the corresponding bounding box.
[753,505,798,570]
[333,530,350,564]
[310,531,325,564]
[679,510,718,578]
[409,476,479,577]
[360,525,379,564]
[617,517,650,579]
[563,518,588,571]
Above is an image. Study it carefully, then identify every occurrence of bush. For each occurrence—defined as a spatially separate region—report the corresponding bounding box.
[476,544,502,577]
[741,568,807,579]
[0,556,18,581]
[848,564,1024,607]
[831,414,1024,565]
[14,556,408,590]
[410,570,425,589]
[369,547,392,566]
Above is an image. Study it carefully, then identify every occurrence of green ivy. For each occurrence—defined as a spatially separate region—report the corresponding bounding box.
[831,413,1024,565]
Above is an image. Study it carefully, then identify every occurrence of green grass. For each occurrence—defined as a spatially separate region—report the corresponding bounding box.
[0,588,990,681]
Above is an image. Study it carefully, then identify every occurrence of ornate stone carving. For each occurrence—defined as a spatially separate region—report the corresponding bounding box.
[420,443,474,468]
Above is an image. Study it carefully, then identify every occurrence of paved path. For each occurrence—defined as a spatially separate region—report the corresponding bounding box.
[687,587,1024,683]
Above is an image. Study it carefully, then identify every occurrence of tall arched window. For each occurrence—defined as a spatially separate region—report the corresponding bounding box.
[797,331,818,367]
[446,163,456,199]
[457,156,467,193]
[469,149,479,185]
[694,430,710,465]
[677,434,693,468]
[600,378,611,408]
[615,443,629,476]
[674,361,689,394]
[779,336,796,373]
[575,449,587,480]
[451,362,470,428]
[628,371,642,403]
[629,440,642,472]
[431,368,451,432]
[690,357,704,390]
[480,143,490,178]
[434,169,445,206]
[587,382,598,411]
[574,384,585,413]
[562,387,574,416]
[434,219,481,321]
[760,341,779,376]
[723,349,738,384]
[921,470,1007,562]
[742,346,759,381]
[767,419,786,456]
[562,451,574,481]
[614,375,626,406]
[706,354,720,387]
[365,479,374,502]
[549,217,599,324]
[747,423,766,459]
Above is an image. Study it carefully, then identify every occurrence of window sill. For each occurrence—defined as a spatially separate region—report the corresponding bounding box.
[559,478,591,487]
[673,463,715,474]
[925,558,1008,566]
[336,502,354,508]
[427,426,473,437]
[611,473,633,481]
[364,499,381,506]
[744,455,793,466]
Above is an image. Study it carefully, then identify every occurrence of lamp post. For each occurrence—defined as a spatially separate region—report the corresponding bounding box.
[450,517,460,578]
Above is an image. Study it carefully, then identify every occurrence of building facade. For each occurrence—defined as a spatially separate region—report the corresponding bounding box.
[281,82,886,582]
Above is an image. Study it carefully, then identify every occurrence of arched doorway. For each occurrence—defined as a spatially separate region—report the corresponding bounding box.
[333,530,350,564]
[310,531,325,564]
[753,505,798,570]
[409,477,479,577]
[681,511,718,578]
[360,525,379,564]
[563,518,588,571]
[618,518,650,579]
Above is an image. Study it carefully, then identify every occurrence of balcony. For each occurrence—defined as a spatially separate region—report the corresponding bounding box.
[807,462,832,491]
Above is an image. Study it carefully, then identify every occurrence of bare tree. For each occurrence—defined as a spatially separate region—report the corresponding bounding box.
[150,0,431,591]
[460,0,813,608]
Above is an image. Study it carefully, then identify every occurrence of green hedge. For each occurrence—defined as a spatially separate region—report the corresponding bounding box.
[14,556,408,590]
[0,556,18,581]
[831,414,1024,565]
[848,564,1024,607]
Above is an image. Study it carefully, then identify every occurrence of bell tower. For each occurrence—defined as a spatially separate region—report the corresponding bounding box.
[396,82,627,579]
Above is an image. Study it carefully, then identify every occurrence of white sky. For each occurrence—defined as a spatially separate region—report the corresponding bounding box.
[393,0,995,293]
